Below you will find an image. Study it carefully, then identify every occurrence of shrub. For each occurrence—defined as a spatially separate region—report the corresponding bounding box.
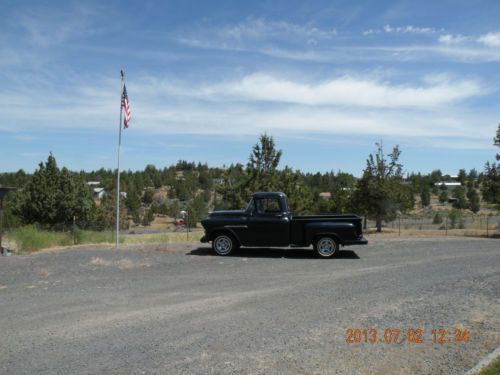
[448,209,463,229]
[433,212,443,224]
[458,219,465,229]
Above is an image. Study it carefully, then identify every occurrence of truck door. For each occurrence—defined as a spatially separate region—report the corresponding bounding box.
[247,197,290,246]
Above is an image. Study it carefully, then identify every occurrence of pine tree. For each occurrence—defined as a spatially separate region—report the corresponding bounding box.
[467,188,480,213]
[452,186,468,209]
[420,184,431,207]
[494,123,500,161]
[92,189,128,230]
[142,208,154,226]
[352,142,414,232]
[246,133,282,193]
[439,190,448,204]
[125,188,141,225]
[14,154,95,229]
[168,200,180,218]
[457,169,467,185]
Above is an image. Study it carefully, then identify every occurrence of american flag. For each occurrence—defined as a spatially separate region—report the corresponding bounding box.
[121,84,131,128]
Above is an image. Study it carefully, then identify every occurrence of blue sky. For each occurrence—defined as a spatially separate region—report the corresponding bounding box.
[1,0,499,176]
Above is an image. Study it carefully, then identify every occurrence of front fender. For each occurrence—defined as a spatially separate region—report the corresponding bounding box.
[207,226,243,244]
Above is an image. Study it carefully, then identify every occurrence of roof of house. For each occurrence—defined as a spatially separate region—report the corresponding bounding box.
[434,182,461,186]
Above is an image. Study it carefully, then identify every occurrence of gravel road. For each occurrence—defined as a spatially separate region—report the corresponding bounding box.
[0,237,499,375]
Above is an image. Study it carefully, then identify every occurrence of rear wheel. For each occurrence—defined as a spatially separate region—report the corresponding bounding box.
[212,234,237,256]
[314,237,339,258]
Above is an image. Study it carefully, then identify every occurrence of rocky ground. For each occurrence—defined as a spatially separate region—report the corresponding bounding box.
[0,237,499,374]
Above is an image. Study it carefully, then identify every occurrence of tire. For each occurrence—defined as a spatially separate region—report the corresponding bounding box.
[314,236,339,258]
[212,234,237,256]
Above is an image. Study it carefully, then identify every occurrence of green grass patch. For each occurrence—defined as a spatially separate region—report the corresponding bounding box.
[4,226,200,253]
[477,356,500,375]
[6,226,73,253]
[5,226,122,253]
[73,229,116,245]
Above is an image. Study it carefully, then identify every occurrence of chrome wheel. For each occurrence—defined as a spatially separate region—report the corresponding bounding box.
[315,237,338,258]
[213,235,234,255]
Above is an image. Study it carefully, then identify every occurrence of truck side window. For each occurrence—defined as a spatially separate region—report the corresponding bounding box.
[245,198,255,214]
[256,198,281,214]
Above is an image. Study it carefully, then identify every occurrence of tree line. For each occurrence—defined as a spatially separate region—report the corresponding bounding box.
[1,125,499,233]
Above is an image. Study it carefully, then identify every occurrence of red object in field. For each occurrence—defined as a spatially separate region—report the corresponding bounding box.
[174,218,185,226]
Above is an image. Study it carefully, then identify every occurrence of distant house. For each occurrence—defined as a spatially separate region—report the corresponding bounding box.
[87,181,101,187]
[93,187,105,199]
[435,182,461,190]
[319,192,332,199]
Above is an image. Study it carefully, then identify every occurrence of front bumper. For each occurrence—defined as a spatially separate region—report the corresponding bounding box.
[343,237,368,246]
[200,235,209,243]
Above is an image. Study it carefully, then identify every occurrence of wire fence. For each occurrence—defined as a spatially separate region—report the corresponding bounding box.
[366,214,500,237]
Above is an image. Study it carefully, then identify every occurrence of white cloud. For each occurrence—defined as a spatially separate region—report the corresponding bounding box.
[196,73,485,109]
[382,24,438,34]
[477,32,500,47]
[177,17,337,51]
[438,34,468,44]
[221,17,337,41]
[0,72,494,151]
[177,23,500,63]
[14,4,101,47]
[363,29,381,35]
[128,100,494,147]
[438,31,500,48]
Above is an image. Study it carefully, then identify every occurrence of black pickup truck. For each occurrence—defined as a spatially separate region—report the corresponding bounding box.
[201,192,367,257]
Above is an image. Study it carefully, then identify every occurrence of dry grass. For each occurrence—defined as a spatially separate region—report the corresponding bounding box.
[90,257,111,266]
[367,227,498,238]
[122,230,202,244]
[116,259,134,269]
[38,269,51,277]
[89,257,152,269]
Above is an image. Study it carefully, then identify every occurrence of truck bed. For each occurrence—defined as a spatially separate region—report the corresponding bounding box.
[290,214,363,246]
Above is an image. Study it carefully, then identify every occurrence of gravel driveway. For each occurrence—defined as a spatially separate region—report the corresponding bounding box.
[0,237,499,375]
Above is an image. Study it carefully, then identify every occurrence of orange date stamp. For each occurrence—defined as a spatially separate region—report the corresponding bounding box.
[345,328,470,345]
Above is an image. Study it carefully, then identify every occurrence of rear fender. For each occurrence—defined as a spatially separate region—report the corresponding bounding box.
[304,222,357,246]
[311,232,342,247]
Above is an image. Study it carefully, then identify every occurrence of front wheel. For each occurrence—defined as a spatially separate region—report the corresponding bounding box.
[314,237,339,258]
[212,234,237,256]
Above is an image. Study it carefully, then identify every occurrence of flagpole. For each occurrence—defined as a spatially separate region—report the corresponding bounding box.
[116,70,125,248]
